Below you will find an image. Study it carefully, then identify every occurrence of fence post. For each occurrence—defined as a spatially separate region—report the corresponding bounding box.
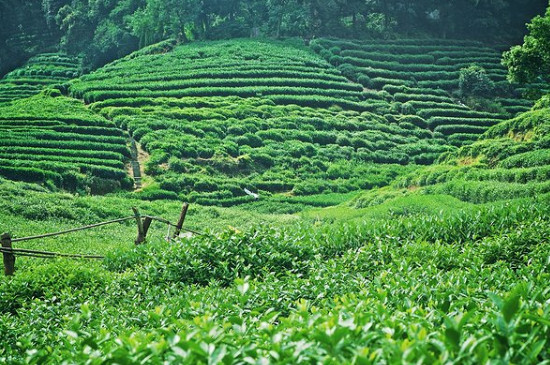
[132,207,145,245]
[1,233,15,276]
[143,217,153,237]
[173,203,189,238]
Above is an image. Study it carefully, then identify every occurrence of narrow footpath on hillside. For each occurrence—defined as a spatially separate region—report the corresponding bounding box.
[128,136,149,190]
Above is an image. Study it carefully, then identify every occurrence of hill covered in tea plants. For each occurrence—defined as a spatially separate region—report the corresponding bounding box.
[308,102,550,223]
[312,38,537,147]
[0,53,81,103]
[65,37,537,207]
[401,106,550,204]
[0,36,543,210]
[0,93,131,193]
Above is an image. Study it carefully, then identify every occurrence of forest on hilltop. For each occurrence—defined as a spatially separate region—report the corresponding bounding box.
[1,0,548,74]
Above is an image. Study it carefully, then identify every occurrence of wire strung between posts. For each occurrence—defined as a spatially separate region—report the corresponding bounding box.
[143,215,209,237]
[1,211,209,264]
[10,215,207,244]
[182,228,210,237]
[3,252,103,260]
[0,247,104,260]
[11,216,136,243]
[143,215,177,227]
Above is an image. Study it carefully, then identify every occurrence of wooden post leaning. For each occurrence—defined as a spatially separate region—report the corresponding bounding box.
[1,233,15,276]
[143,217,153,238]
[132,207,146,245]
[173,203,189,238]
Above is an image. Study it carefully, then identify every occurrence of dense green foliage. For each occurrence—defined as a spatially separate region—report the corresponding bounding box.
[313,38,530,147]
[1,3,550,362]
[0,53,81,103]
[1,178,549,363]
[504,2,550,86]
[459,65,496,98]
[370,107,550,207]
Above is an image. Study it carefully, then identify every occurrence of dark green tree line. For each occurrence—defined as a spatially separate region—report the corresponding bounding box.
[0,0,548,75]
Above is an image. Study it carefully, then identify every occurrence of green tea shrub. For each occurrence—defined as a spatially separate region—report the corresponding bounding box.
[136,188,179,201]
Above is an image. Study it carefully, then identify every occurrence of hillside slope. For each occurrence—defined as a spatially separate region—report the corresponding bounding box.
[313,38,534,147]
[0,37,549,364]
[0,53,82,103]
[316,106,550,218]
[0,93,131,193]
[401,107,550,202]
[0,38,537,207]
[69,39,454,206]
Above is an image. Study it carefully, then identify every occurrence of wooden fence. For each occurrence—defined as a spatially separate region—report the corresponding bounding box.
[1,202,194,276]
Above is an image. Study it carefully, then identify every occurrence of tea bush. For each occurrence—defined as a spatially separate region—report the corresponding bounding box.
[1,192,549,363]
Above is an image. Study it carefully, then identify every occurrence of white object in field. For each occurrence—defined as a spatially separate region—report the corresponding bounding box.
[244,188,259,199]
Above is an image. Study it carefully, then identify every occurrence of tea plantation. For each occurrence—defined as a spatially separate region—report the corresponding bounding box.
[0,93,132,193]
[312,38,534,147]
[68,39,460,206]
[370,101,550,207]
[0,178,549,363]
[0,53,81,103]
[0,24,549,365]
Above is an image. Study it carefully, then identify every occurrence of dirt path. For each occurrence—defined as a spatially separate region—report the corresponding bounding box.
[127,137,150,190]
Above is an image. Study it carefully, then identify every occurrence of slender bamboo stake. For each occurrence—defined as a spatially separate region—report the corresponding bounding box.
[1,233,15,276]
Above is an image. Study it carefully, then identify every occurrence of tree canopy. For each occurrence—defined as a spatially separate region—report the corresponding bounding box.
[503,1,550,85]
[0,0,548,74]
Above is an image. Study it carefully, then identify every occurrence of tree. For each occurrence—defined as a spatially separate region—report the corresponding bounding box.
[130,0,200,46]
[503,2,550,84]
[267,0,310,38]
[459,65,496,98]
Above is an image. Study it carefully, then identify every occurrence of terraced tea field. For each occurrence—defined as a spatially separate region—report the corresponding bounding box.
[313,39,533,147]
[335,104,550,217]
[0,38,538,209]
[0,94,131,193]
[1,0,550,361]
[393,107,550,204]
[69,39,453,205]
[0,53,81,103]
